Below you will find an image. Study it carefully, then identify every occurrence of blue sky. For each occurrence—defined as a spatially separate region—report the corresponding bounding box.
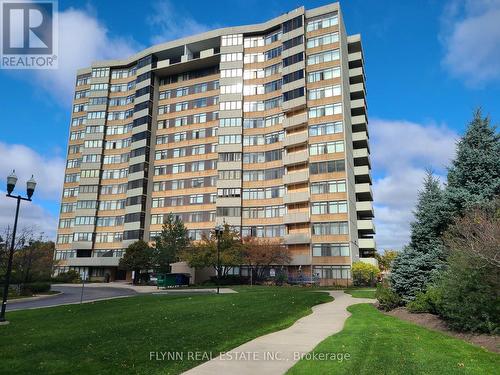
[0,0,499,249]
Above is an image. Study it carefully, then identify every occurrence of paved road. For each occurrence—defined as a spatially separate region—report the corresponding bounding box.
[6,285,137,311]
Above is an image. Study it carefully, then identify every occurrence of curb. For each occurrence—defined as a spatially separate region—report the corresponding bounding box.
[7,291,63,304]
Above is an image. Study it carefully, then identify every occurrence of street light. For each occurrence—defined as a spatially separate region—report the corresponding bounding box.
[1,170,36,324]
[214,224,223,295]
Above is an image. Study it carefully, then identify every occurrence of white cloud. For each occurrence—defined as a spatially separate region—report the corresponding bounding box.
[148,0,219,45]
[9,6,140,105]
[370,119,458,250]
[0,142,65,201]
[441,0,500,86]
[0,190,58,241]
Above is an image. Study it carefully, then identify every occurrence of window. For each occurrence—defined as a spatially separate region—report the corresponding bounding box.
[312,222,349,235]
[218,170,241,180]
[316,243,345,256]
[309,140,344,155]
[75,90,89,99]
[283,87,304,102]
[244,37,264,48]
[220,83,242,94]
[307,67,341,83]
[217,188,241,198]
[85,125,104,134]
[306,14,338,32]
[73,103,87,113]
[71,116,86,127]
[283,69,304,85]
[282,52,304,68]
[219,135,241,144]
[283,35,303,50]
[265,30,282,45]
[221,52,243,62]
[221,34,243,46]
[313,265,350,279]
[219,152,242,162]
[92,67,109,78]
[73,232,93,242]
[310,160,345,174]
[306,32,339,48]
[264,46,282,60]
[220,68,242,78]
[63,187,79,197]
[311,180,346,194]
[90,83,108,91]
[64,173,80,183]
[220,101,242,111]
[309,122,343,136]
[219,118,241,127]
[75,216,95,225]
[216,207,241,217]
[309,103,342,118]
[85,140,103,149]
[87,111,106,120]
[82,154,101,163]
[59,218,74,228]
[283,16,303,33]
[308,85,341,100]
[307,49,340,65]
[311,200,348,214]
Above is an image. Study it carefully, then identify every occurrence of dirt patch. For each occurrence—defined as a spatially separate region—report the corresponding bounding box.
[386,307,499,353]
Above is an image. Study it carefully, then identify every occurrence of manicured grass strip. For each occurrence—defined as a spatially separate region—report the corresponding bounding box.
[288,304,499,375]
[344,288,376,299]
[0,287,331,375]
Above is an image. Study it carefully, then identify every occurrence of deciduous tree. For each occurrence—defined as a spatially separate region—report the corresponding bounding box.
[119,240,154,284]
[243,237,290,280]
[153,213,190,274]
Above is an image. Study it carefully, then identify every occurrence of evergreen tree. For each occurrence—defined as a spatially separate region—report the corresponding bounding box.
[119,240,154,284]
[409,171,448,253]
[153,213,190,274]
[390,171,447,301]
[446,109,500,216]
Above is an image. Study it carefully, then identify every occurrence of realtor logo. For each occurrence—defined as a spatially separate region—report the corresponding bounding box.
[1,0,58,69]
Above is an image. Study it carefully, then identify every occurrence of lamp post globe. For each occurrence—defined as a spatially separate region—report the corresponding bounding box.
[26,175,37,199]
[6,170,17,195]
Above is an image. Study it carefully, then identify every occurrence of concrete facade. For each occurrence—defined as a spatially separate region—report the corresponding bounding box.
[55,2,375,285]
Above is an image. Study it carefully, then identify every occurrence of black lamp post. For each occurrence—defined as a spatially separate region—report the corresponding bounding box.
[214,224,223,295]
[0,170,36,324]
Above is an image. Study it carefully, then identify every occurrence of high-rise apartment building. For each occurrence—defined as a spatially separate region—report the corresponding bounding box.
[55,2,375,285]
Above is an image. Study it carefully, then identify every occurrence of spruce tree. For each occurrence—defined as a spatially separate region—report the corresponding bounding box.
[390,171,447,301]
[446,109,500,216]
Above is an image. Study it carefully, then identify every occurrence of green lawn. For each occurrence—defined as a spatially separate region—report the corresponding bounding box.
[344,288,376,298]
[288,304,499,375]
[0,286,331,375]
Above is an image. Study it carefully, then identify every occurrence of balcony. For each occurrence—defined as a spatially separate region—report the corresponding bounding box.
[352,131,368,146]
[283,211,310,224]
[283,150,308,166]
[356,201,374,218]
[284,233,311,244]
[358,238,376,250]
[357,219,376,234]
[354,165,372,184]
[283,169,309,185]
[289,254,312,265]
[348,51,363,63]
[283,112,307,129]
[351,114,367,132]
[282,95,307,113]
[351,98,367,116]
[355,183,373,201]
[283,131,308,148]
[353,148,370,167]
[283,191,310,204]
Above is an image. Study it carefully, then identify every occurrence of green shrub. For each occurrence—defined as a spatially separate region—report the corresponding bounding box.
[433,254,499,333]
[51,270,80,283]
[407,286,442,314]
[20,282,51,295]
[376,284,401,311]
[352,262,380,287]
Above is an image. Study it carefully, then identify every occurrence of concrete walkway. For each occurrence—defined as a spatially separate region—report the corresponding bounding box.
[183,291,375,375]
